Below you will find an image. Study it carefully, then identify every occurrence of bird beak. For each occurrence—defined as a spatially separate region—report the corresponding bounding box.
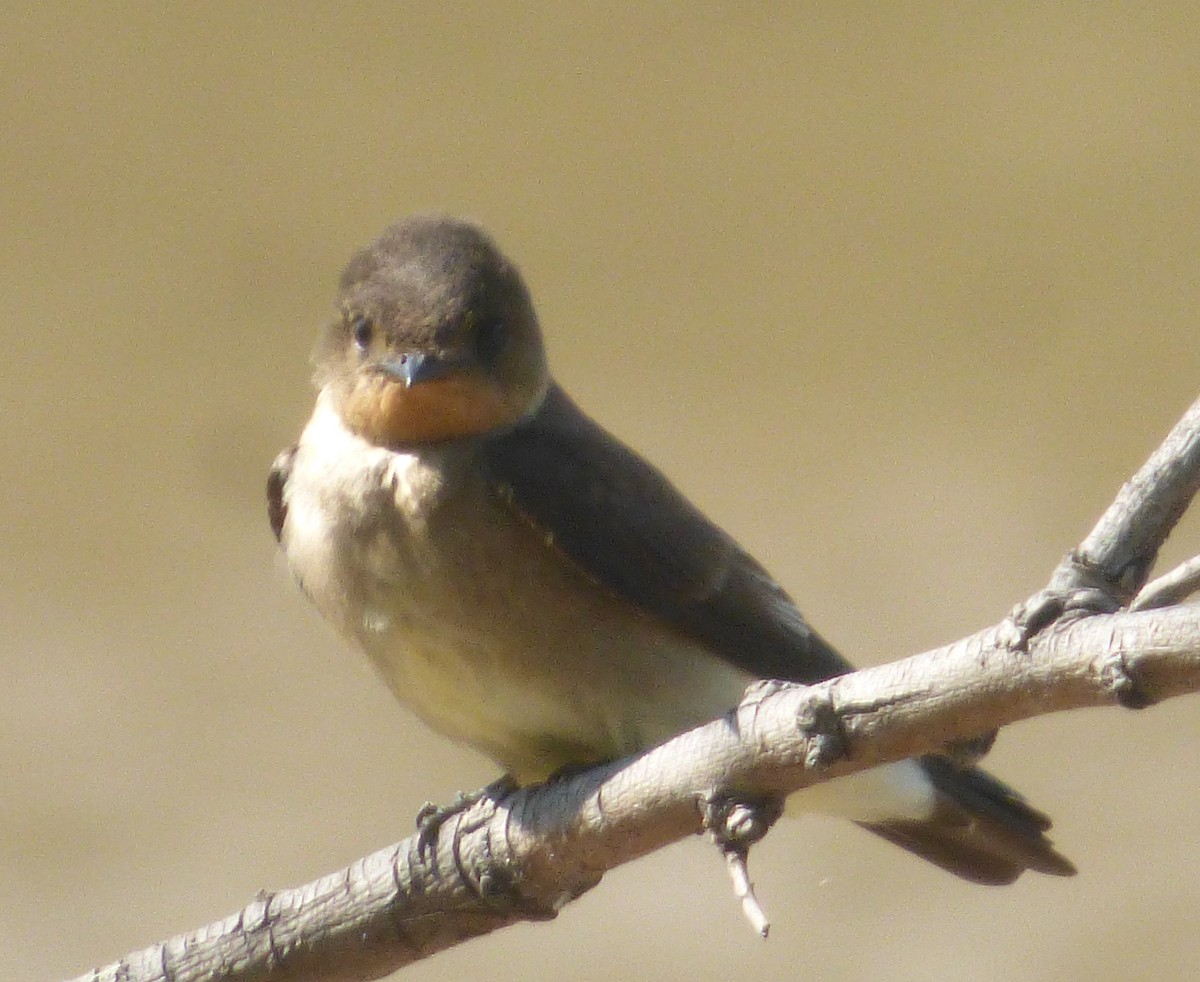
[376,352,469,389]
[348,349,507,445]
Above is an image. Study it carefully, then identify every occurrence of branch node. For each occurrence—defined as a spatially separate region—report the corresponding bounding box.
[699,792,782,938]
[1098,650,1159,710]
[473,858,560,919]
[1000,551,1124,651]
[795,687,846,770]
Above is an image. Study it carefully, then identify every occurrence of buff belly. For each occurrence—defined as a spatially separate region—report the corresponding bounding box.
[282,396,934,820]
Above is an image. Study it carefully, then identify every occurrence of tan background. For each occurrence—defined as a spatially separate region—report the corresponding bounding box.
[4,4,1200,980]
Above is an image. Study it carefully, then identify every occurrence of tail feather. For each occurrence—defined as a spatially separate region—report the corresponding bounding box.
[859,755,1076,885]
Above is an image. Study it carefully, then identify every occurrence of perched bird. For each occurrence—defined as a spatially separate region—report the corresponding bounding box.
[269,215,1074,884]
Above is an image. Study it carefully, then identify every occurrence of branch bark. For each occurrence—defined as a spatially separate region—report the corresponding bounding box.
[69,394,1200,982]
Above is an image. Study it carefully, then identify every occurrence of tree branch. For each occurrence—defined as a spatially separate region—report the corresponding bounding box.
[69,395,1200,982]
[1075,394,1200,595]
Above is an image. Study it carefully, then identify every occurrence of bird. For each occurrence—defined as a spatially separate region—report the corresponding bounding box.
[269,214,1075,885]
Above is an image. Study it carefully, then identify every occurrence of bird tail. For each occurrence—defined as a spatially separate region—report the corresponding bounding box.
[859,755,1076,885]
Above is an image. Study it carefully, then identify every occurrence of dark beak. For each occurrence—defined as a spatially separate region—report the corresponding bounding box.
[376,352,465,388]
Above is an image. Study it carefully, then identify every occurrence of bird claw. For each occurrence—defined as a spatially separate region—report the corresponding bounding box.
[415,774,518,862]
[1000,551,1125,652]
[1001,585,1121,651]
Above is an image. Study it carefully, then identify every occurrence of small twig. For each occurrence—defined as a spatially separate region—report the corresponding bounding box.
[1132,555,1200,611]
[698,791,783,936]
[724,847,770,939]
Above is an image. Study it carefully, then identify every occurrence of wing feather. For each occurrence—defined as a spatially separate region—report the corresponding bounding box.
[478,384,1074,882]
[480,383,852,684]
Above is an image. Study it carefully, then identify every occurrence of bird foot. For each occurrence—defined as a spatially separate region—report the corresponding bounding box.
[415,774,518,862]
[999,552,1124,652]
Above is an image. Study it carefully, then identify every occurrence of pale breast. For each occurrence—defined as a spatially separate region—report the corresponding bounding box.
[281,395,753,782]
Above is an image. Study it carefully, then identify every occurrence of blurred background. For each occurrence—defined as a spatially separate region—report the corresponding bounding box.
[3,4,1199,980]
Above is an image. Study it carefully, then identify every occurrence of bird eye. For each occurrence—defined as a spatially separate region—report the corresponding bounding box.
[351,315,374,352]
[474,319,505,363]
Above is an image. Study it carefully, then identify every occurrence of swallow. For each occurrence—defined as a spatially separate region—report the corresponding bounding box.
[269,215,1075,885]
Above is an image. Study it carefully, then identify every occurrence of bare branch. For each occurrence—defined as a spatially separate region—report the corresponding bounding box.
[69,606,1200,982]
[1060,393,1200,604]
[1132,555,1200,610]
[67,394,1200,982]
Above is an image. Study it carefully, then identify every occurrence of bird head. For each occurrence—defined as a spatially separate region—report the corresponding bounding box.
[316,215,549,447]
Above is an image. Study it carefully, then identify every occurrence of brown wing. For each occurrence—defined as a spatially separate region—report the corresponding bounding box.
[479,383,854,684]
[479,383,1075,883]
